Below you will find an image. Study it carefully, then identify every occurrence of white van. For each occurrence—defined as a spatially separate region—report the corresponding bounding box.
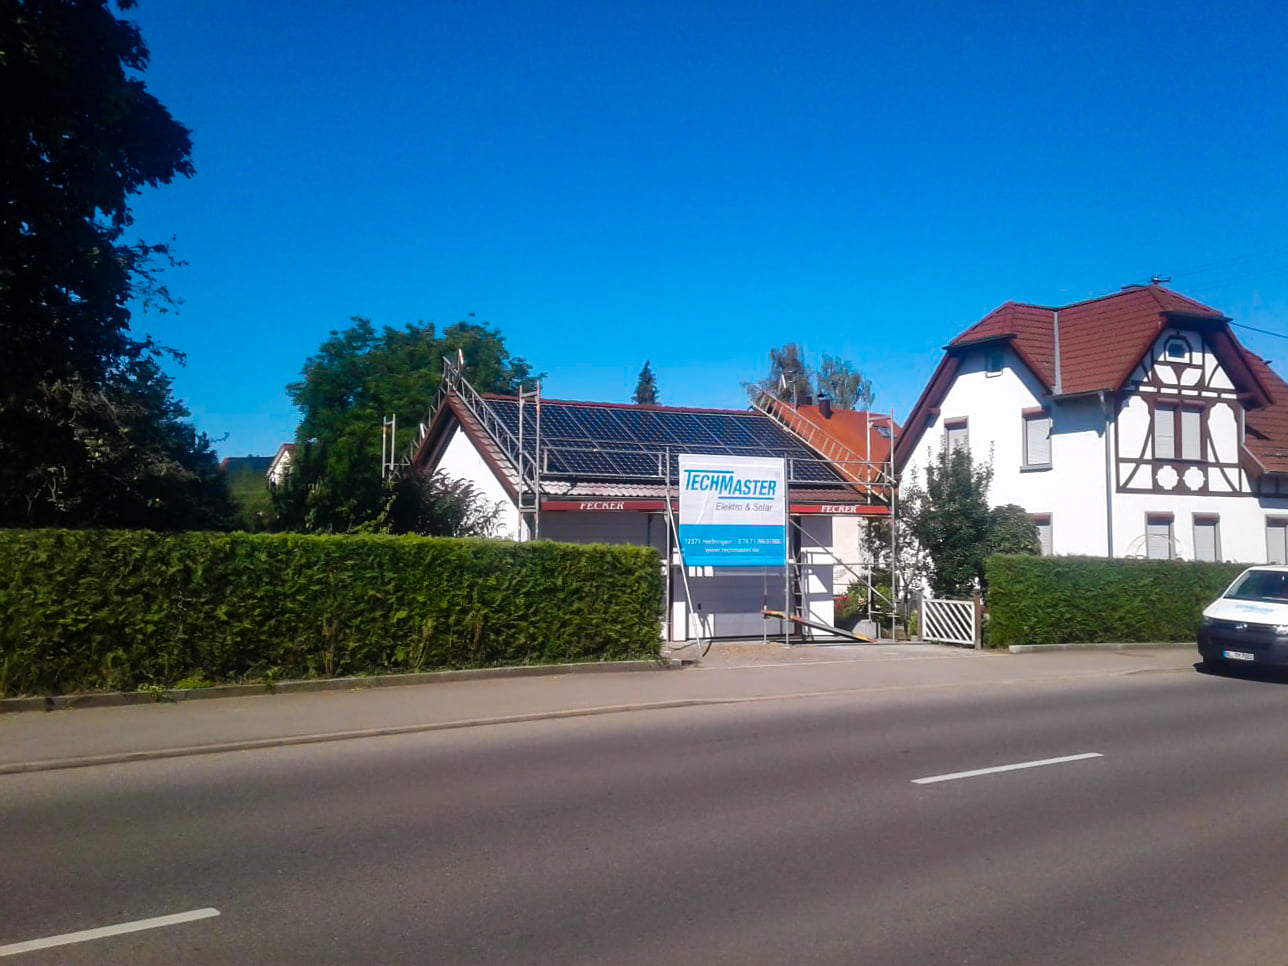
[1198,566,1288,668]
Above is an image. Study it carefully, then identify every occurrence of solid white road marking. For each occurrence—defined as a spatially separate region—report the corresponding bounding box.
[0,908,220,958]
[912,752,1103,785]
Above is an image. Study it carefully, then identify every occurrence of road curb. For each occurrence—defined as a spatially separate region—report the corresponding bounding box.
[1008,642,1193,654]
[0,698,730,775]
[0,659,680,714]
[0,665,1184,776]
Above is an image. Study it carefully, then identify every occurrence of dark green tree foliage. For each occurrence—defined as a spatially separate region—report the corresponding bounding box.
[373,471,502,538]
[987,504,1041,557]
[756,343,814,404]
[0,0,231,529]
[632,360,659,405]
[815,354,875,410]
[0,529,665,695]
[753,345,877,411]
[902,446,994,597]
[276,316,537,532]
[987,554,1244,646]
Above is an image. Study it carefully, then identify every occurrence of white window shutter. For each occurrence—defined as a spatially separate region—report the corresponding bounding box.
[1154,406,1176,460]
[946,424,967,456]
[1037,520,1052,556]
[1181,408,1201,461]
[1268,523,1288,565]
[1194,520,1217,562]
[1025,415,1051,466]
[1146,520,1172,560]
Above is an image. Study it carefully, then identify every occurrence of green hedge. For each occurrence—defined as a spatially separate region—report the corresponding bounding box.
[986,554,1247,646]
[0,530,664,696]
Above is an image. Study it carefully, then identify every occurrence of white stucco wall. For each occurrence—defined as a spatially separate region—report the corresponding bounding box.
[1113,492,1288,562]
[902,345,1111,557]
[436,426,521,539]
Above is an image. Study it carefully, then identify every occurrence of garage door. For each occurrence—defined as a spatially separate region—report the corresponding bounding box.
[688,568,786,638]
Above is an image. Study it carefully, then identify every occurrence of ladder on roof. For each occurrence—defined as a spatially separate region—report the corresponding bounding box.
[746,387,895,501]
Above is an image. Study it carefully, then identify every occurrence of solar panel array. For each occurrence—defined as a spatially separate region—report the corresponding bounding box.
[485,398,851,486]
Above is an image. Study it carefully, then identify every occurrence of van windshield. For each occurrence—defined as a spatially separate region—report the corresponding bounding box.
[1225,570,1288,603]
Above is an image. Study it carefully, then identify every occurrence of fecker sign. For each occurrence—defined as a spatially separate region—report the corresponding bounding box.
[677,454,787,567]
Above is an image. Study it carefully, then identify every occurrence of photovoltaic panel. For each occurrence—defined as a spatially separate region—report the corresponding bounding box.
[477,398,852,487]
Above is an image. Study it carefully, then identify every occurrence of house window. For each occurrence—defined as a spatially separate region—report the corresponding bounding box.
[1180,407,1202,461]
[1032,514,1053,556]
[1165,337,1191,362]
[1193,515,1221,563]
[1146,514,1174,560]
[1153,403,1204,462]
[1154,404,1176,460]
[945,419,968,457]
[1023,411,1052,468]
[986,350,1004,376]
[1268,520,1288,565]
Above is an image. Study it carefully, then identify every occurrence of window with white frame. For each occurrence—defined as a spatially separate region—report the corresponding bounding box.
[945,419,968,457]
[1023,411,1052,468]
[1032,514,1052,556]
[1146,514,1174,560]
[1193,515,1220,562]
[1268,520,1288,565]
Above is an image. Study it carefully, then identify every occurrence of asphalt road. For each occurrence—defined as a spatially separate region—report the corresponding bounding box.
[5,663,1288,965]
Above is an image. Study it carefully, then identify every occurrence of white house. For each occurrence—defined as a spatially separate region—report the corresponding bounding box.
[408,363,896,640]
[266,443,296,487]
[895,283,1288,563]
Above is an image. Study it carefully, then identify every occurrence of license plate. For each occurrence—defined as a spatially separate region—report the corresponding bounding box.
[1223,650,1255,662]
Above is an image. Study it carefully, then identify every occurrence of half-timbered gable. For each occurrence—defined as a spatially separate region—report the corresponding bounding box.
[1116,326,1249,496]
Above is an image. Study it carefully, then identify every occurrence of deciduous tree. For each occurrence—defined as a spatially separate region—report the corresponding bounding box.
[901,447,1039,597]
[0,0,230,529]
[275,316,538,532]
[815,354,875,410]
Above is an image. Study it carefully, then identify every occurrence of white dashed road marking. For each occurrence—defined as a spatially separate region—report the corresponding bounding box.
[912,752,1104,785]
[0,908,220,958]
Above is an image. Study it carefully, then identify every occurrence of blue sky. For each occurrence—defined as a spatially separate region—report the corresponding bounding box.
[124,0,1288,458]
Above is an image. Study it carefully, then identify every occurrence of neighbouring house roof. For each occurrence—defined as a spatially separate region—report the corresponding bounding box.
[895,284,1287,472]
[414,392,888,507]
[760,398,898,464]
[753,395,898,494]
[1242,352,1288,474]
[219,456,274,475]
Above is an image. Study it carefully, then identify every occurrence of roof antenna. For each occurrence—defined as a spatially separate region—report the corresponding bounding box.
[1150,274,1172,285]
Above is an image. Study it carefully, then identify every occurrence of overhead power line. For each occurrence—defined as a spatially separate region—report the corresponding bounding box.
[1230,321,1288,341]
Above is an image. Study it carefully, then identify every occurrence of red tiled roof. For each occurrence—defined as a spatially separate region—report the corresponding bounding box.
[897,284,1288,474]
[777,403,898,464]
[1242,351,1288,474]
[946,284,1226,395]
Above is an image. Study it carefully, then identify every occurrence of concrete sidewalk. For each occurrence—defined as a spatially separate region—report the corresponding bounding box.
[0,643,1201,773]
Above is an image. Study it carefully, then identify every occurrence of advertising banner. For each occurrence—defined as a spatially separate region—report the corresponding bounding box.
[677,454,787,566]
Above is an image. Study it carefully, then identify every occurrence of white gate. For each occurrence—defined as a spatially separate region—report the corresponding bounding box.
[923,598,977,647]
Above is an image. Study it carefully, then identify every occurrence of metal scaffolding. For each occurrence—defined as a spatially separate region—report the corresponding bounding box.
[398,359,906,643]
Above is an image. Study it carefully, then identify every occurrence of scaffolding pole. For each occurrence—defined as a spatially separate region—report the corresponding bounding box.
[663,447,705,653]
